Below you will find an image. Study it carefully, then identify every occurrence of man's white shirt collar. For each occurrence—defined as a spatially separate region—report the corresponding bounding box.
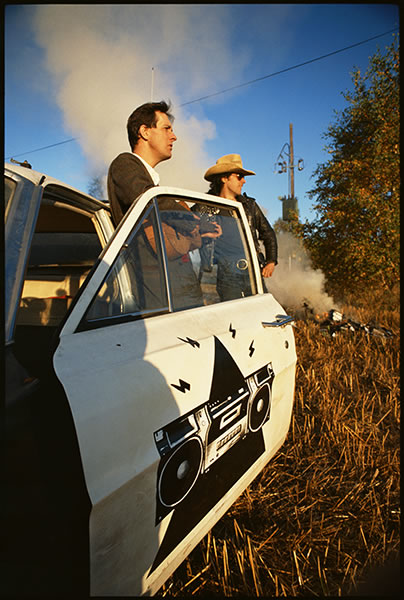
[133,153,160,185]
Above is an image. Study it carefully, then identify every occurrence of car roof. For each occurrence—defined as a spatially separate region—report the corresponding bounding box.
[4,162,109,210]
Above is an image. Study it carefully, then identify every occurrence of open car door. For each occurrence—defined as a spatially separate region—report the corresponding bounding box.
[53,186,296,596]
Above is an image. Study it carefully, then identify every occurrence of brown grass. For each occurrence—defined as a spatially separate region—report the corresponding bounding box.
[159,293,400,596]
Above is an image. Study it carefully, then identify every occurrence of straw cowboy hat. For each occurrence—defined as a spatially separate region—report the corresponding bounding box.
[204,154,256,181]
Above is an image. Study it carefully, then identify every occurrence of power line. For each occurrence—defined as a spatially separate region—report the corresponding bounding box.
[5,138,77,160]
[178,27,399,107]
[5,27,398,159]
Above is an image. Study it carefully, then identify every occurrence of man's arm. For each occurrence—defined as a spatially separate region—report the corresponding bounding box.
[261,261,276,278]
[254,203,278,266]
[108,153,154,226]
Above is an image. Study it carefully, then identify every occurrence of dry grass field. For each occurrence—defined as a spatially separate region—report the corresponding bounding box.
[160,292,400,596]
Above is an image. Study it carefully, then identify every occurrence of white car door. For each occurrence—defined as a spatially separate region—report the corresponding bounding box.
[53,187,296,596]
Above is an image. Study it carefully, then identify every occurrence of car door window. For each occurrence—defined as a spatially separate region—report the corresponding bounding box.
[160,196,256,307]
[83,195,256,328]
[85,202,169,323]
[157,196,205,311]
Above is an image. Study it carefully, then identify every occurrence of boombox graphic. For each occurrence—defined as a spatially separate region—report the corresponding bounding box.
[153,339,274,524]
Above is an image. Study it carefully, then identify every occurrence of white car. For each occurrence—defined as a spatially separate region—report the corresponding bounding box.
[4,161,296,596]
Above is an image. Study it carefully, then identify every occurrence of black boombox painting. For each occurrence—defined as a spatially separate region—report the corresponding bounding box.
[154,362,274,519]
[154,339,274,522]
[149,336,275,573]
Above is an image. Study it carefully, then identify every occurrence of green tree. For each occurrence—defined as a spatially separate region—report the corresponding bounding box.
[88,174,106,201]
[303,36,399,300]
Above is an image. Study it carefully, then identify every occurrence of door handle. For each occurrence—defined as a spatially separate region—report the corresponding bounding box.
[262,314,295,328]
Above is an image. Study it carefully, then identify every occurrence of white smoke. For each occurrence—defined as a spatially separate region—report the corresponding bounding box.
[265,231,337,316]
[30,5,250,193]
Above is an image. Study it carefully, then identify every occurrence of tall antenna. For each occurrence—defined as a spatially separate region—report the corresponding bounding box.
[151,67,155,101]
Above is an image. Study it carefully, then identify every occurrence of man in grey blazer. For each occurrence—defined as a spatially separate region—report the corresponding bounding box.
[108,100,177,226]
[108,101,206,309]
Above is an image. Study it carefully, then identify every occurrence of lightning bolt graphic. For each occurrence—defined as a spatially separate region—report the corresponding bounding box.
[229,323,236,338]
[249,340,255,357]
[171,379,191,393]
[178,337,200,348]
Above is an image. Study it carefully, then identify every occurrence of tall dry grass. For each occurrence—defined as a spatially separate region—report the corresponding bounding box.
[160,293,400,596]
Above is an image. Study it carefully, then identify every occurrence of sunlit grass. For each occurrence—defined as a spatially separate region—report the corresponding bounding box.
[160,291,400,596]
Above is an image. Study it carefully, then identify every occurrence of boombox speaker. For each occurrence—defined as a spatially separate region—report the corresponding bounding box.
[158,437,203,508]
[248,383,271,432]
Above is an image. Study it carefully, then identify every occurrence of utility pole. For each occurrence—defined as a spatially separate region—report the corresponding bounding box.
[289,123,294,199]
[274,123,304,221]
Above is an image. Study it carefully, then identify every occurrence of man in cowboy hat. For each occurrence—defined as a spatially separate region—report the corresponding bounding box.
[204,154,278,282]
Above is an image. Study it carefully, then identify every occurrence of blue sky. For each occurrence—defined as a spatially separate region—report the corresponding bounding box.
[4,4,399,223]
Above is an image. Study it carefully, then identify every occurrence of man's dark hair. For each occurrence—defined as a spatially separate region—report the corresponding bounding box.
[207,173,231,196]
[127,100,173,150]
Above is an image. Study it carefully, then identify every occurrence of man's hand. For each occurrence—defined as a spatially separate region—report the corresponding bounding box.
[201,222,222,239]
[262,261,276,278]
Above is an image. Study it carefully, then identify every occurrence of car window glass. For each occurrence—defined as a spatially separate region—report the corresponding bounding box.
[16,204,103,329]
[28,232,102,266]
[157,196,256,308]
[14,200,104,375]
[157,197,205,311]
[82,194,256,328]
[85,203,169,323]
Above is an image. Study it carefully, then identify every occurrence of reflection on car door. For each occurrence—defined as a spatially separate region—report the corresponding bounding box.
[52,187,296,596]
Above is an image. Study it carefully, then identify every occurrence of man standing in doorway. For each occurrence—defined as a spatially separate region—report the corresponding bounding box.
[108,100,177,226]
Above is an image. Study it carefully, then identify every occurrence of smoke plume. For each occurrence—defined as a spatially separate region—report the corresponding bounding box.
[265,231,337,316]
[30,6,333,316]
[31,5,250,192]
